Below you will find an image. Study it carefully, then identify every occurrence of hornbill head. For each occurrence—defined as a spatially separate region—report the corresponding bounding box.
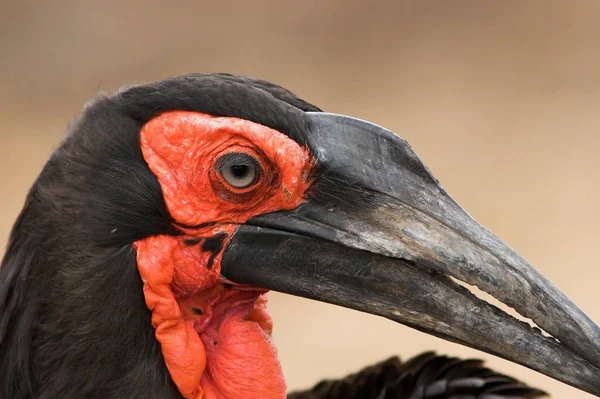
[0,73,599,398]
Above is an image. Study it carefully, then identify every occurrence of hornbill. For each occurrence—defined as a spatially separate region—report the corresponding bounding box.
[0,73,598,399]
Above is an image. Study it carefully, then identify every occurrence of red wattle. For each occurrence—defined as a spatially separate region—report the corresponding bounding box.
[136,236,286,399]
[199,293,286,398]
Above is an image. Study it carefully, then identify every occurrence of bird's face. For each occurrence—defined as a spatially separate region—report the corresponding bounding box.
[134,111,315,398]
[129,94,600,399]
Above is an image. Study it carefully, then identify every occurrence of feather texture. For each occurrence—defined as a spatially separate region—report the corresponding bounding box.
[288,352,548,399]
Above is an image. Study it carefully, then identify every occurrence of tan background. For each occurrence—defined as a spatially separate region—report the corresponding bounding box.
[1,1,599,397]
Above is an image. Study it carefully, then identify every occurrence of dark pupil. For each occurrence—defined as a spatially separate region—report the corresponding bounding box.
[230,165,249,178]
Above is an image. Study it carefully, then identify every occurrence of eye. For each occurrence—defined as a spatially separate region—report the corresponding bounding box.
[221,164,256,188]
[217,153,261,189]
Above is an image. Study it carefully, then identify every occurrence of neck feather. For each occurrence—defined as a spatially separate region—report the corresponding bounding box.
[0,220,181,398]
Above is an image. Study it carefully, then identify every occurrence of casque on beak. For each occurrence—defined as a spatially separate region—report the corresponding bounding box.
[221,112,600,397]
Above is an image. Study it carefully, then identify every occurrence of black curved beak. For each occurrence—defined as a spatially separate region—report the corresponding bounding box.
[221,112,600,396]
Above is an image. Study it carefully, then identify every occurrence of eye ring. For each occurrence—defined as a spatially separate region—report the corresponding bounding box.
[216,152,261,190]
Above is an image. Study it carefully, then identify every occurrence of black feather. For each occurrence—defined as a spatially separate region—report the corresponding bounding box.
[0,73,320,398]
[116,73,320,146]
[287,352,548,399]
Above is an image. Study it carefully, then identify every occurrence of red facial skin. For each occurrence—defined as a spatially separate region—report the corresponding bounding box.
[135,111,313,399]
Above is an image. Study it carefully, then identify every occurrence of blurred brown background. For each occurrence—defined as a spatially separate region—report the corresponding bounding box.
[1,1,599,397]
